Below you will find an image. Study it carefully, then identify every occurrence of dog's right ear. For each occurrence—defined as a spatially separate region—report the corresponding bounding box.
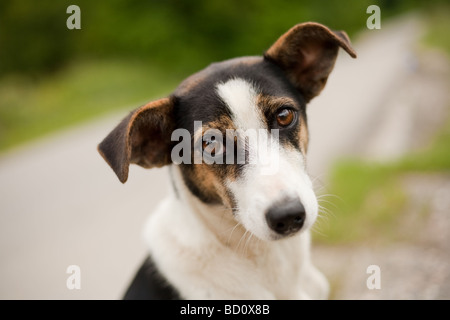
[98,97,175,183]
[265,22,357,103]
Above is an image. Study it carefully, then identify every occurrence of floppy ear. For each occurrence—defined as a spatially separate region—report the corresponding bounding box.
[98,97,175,183]
[265,22,357,102]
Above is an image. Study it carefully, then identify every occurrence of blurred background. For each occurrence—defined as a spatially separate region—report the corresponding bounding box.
[0,0,449,299]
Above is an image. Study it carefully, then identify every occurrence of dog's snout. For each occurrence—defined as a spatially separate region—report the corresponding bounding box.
[265,198,305,236]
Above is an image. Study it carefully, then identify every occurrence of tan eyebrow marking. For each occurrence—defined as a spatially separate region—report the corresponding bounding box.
[257,93,308,154]
[299,116,309,154]
[256,94,298,115]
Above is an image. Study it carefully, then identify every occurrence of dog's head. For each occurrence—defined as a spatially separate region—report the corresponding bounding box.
[98,22,356,241]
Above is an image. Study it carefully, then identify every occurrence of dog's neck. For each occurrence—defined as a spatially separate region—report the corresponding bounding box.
[169,165,268,257]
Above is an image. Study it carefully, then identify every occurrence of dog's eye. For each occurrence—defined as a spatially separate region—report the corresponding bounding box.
[202,137,225,157]
[276,108,296,127]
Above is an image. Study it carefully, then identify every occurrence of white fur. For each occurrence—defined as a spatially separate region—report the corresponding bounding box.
[226,146,319,241]
[142,166,328,299]
[216,78,263,131]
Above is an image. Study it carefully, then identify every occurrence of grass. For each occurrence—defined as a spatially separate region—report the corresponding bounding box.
[313,4,450,245]
[0,59,179,152]
[422,4,450,56]
[314,116,450,245]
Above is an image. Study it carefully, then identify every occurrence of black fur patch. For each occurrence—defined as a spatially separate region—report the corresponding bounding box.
[123,256,181,300]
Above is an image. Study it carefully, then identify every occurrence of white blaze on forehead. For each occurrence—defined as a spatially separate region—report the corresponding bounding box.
[216,78,264,130]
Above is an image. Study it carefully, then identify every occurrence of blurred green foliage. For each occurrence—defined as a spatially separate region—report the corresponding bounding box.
[0,0,443,77]
[422,4,450,56]
[0,60,178,150]
[0,0,447,151]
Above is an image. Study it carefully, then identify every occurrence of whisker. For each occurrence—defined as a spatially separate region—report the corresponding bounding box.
[243,232,255,256]
[311,221,329,239]
[318,205,332,215]
[317,193,343,202]
[237,229,249,254]
[310,172,327,186]
[317,198,339,210]
[318,204,336,219]
[226,221,242,244]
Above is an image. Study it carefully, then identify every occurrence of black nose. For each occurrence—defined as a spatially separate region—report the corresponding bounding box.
[265,198,305,236]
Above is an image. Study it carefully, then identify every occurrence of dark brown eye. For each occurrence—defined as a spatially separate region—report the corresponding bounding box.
[202,137,225,156]
[276,108,295,127]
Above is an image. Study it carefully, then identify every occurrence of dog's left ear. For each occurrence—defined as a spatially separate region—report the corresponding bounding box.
[265,22,357,102]
[98,97,175,183]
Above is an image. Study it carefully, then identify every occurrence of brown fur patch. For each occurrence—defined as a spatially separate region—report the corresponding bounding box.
[181,161,237,208]
[299,116,309,154]
[193,164,223,203]
[97,97,174,183]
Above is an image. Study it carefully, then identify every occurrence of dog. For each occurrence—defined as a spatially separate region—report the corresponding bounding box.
[98,22,356,299]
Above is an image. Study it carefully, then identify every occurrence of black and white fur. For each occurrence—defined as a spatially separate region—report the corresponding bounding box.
[98,22,356,299]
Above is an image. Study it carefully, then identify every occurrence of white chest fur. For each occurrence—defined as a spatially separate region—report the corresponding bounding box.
[142,188,328,299]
